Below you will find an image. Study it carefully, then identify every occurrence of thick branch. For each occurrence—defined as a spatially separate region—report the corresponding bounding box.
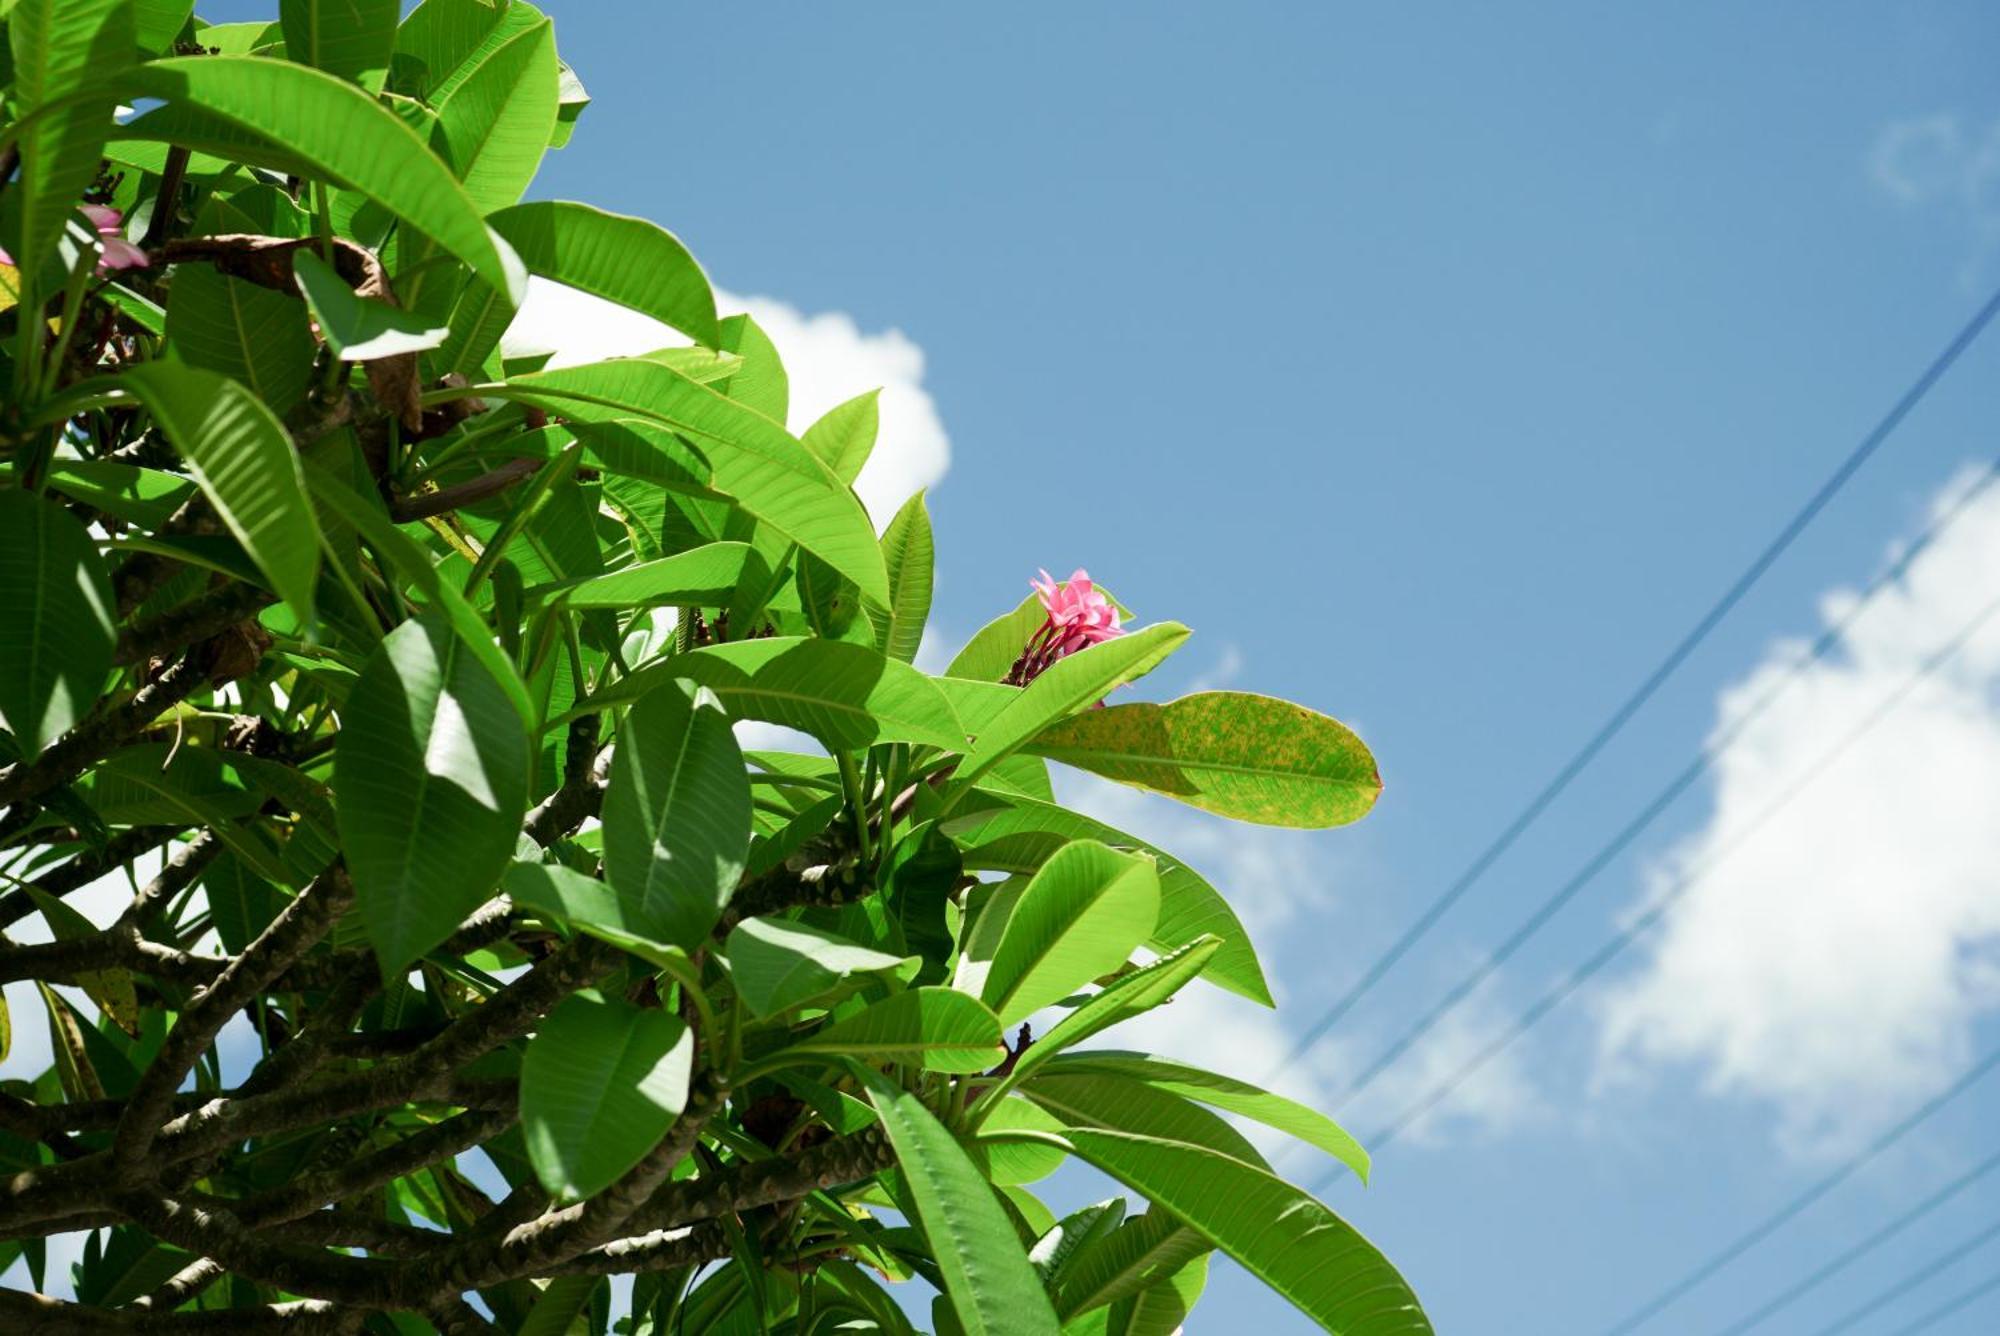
[112,868,354,1179]
[388,456,540,522]
[0,657,208,808]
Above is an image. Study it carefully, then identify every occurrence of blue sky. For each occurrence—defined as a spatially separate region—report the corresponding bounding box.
[21,2,2000,1330]
[516,4,2000,1330]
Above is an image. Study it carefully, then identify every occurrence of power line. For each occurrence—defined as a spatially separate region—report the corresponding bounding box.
[1714,1146,2000,1335]
[1352,589,2000,1167]
[1330,458,2000,1109]
[1596,1041,2000,1335]
[1878,1269,2000,1336]
[1810,1215,2000,1336]
[1274,286,2000,1078]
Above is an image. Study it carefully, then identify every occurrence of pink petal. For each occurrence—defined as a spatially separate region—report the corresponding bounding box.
[80,204,123,233]
[96,237,150,272]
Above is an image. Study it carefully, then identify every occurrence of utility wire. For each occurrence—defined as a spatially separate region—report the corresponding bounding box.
[1879,1269,2000,1336]
[1351,589,2000,1171]
[1809,1215,2000,1336]
[1274,286,2000,1078]
[1330,458,2000,1109]
[1714,1145,2000,1335]
[1596,1039,2000,1334]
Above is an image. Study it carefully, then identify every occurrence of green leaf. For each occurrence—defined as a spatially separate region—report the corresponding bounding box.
[1108,1255,1207,1336]
[715,312,788,420]
[501,861,684,969]
[517,1275,603,1336]
[725,917,910,1019]
[114,361,321,626]
[164,264,316,419]
[280,0,398,90]
[7,0,133,277]
[590,640,963,752]
[550,59,589,148]
[1029,1129,1431,1336]
[390,0,514,99]
[800,390,878,488]
[490,201,724,350]
[1006,937,1222,1088]
[947,593,1045,683]
[497,359,887,604]
[956,624,1189,784]
[854,1066,1062,1336]
[775,987,1003,1075]
[1028,1198,1127,1290]
[945,793,1271,1006]
[0,490,115,755]
[1054,1209,1209,1322]
[1040,1053,1369,1183]
[430,14,558,211]
[543,541,763,609]
[1020,1072,1264,1166]
[520,989,693,1201]
[305,464,538,728]
[1030,692,1382,829]
[119,57,525,303]
[337,614,531,976]
[291,249,450,360]
[978,841,1160,1028]
[601,681,750,951]
[878,491,934,664]
[135,1,196,54]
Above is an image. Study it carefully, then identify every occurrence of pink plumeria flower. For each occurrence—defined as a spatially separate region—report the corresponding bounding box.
[1008,567,1126,685]
[80,204,149,273]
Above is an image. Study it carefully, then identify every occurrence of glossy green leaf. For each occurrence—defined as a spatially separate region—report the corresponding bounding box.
[165,264,316,418]
[497,359,887,603]
[878,490,934,664]
[119,57,525,302]
[1020,1072,1264,1166]
[1030,1129,1432,1336]
[956,624,1190,784]
[800,390,878,488]
[7,0,132,276]
[592,640,963,752]
[945,793,1271,1006]
[337,614,531,976]
[485,199,719,353]
[430,14,558,211]
[725,917,910,1018]
[544,541,762,608]
[0,490,115,755]
[1108,1255,1207,1336]
[115,361,321,625]
[292,250,450,360]
[1006,937,1222,1088]
[135,0,196,53]
[521,989,693,1201]
[978,841,1160,1027]
[1029,1198,1127,1290]
[715,312,788,419]
[601,681,750,951]
[500,862,685,970]
[390,0,515,98]
[1041,1052,1370,1182]
[777,987,1003,1075]
[280,0,398,89]
[854,1066,1061,1336]
[1031,692,1382,829]
[305,465,538,727]
[1054,1209,1210,1322]
[947,592,1045,683]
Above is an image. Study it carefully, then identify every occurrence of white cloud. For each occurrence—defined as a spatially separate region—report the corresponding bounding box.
[1867,114,2000,273]
[502,281,951,528]
[1598,466,2000,1155]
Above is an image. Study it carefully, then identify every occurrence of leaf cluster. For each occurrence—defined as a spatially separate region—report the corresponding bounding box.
[0,3,1419,1333]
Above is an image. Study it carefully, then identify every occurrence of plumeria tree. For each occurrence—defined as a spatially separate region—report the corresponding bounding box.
[0,3,1428,1333]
